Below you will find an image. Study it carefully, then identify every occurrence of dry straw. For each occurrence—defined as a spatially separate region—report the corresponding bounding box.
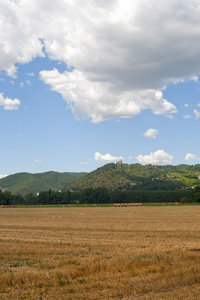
[1,206,200,299]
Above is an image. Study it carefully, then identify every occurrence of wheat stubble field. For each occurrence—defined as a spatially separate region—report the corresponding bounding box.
[1,206,200,299]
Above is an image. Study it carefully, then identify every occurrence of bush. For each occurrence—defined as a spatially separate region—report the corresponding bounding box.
[194,192,200,202]
[180,197,192,204]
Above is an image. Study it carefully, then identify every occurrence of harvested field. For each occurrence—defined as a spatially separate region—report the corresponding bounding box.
[1,206,200,299]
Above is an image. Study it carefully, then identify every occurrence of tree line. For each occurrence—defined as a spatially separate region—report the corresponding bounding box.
[1,186,200,205]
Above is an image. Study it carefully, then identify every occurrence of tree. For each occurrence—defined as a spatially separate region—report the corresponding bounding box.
[93,187,110,203]
[25,192,36,204]
[194,192,200,202]
[37,191,49,204]
[3,191,14,205]
[14,194,25,205]
[194,186,200,193]
[68,190,71,203]
[80,188,94,204]
[180,197,191,204]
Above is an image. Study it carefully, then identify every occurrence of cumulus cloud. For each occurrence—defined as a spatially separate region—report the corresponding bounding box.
[0,93,20,110]
[185,153,200,161]
[184,104,189,107]
[197,103,200,107]
[144,128,158,139]
[194,109,200,119]
[0,175,8,179]
[94,152,124,162]
[0,0,44,77]
[40,69,177,123]
[1,0,200,121]
[183,115,191,119]
[136,150,173,165]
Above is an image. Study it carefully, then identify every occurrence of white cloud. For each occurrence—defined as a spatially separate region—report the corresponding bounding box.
[0,93,20,110]
[184,104,189,107]
[20,82,24,88]
[197,103,200,107]
[165,115,175,120]
[0,175,8,179]
[26,80,31,85]
[1,0,200,121]
[94,152,124,162]
[26,72,34,77]
[136,150,173,165]
[194,109,200,119]
[144,128,158,139]
[40,69,177,123]
[128,156,135,160]
[79,161,89,165]
[79,158,92,165]
[185,153,200,161]
[0,0,44,77]
[183,115,191,119]
[34,159,42,163]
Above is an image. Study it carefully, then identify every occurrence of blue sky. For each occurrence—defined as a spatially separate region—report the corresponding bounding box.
[0,0,200,177]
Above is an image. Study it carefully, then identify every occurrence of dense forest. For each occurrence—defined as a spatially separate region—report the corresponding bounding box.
[1,186,200,206]
[1,164,200,197]
[0,171,87,195]
[1,164,200,205]
[66,163,200,191]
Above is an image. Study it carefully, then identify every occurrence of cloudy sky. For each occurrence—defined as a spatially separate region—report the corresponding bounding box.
[1,0,200,176]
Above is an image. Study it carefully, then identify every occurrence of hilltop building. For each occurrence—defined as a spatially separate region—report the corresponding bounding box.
[115,160,123,166]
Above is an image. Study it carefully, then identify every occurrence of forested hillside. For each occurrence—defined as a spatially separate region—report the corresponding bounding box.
[66,163,200,191]
[1,163,200,198]
[0,171,87,195]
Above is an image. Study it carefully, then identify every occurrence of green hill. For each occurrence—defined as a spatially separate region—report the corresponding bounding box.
[66,163,200,191]
[1,164,200,196]
[0,171,87,195]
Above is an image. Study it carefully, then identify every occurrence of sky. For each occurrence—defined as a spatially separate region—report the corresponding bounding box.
[1,0,200,177]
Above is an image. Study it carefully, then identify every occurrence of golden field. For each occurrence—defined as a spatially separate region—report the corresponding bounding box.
[1,205,200,299]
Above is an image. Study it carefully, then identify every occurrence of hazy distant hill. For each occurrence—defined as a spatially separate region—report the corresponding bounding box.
[0,171,87,195]
[66,163,200,191]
